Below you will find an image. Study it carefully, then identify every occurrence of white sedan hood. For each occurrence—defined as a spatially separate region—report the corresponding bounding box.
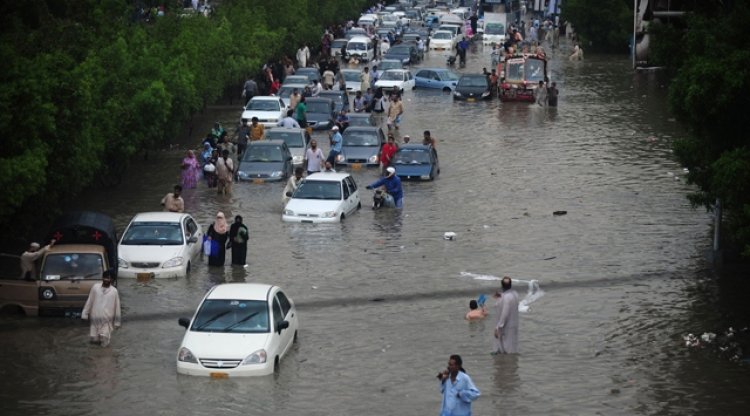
[183,331,271,359]
[118,244,184,263]
[375,80,406,89]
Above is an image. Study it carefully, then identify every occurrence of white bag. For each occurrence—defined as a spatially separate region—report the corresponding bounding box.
[203,162,216,173]
[203,240,212,256]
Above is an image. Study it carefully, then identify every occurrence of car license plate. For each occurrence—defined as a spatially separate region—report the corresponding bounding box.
[301,220,313,224]
[351,163,362,170]
[136,272,153,282]
[210,372,229,379]
[253,179,264,184]
[466,98,476,102]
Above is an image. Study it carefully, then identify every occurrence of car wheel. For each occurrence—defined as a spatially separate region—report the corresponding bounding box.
[186,261,191,274]
[274,356,280,374]
[357,202,362,210]
[293,330,299,344]
[340,213,345,221]
[442,87,451,93]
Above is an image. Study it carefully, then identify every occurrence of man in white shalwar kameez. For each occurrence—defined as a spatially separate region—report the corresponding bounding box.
[82,272,121,347]
[493,276,519,354]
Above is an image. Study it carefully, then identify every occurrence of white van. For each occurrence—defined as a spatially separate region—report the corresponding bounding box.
[346,36,375,62]
[358,14,380,28]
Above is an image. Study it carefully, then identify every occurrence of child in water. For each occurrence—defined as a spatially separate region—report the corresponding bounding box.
[465,295,489,320]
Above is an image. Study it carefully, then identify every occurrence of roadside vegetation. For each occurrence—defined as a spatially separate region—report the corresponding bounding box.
[650,2,750,258]
[561,0,632,52]
[0,0,368,243]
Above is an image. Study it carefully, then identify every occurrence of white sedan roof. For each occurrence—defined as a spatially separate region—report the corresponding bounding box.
[249,96,282,102]
[207,283,275,301]
[130,212,190,223]
[305,172,351,182]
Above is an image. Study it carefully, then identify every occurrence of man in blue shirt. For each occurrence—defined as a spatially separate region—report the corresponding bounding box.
[326,125,343,166]
[437,354,480,416]
[366,166,403,208]
[456,37,469,66]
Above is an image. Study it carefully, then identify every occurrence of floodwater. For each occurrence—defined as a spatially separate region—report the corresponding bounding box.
[2,40,748,416]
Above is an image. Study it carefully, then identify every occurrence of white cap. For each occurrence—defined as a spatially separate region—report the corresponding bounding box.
[386,167,396,175]
[332,125,339,131]
[30,242,41,249]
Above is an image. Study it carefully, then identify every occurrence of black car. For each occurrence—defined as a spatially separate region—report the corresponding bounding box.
[304,97,336,130]
[453,74,492,101]
[236,140,294,182]
[295,67,321,84]
[347,113,376,127]
[384,44,420,66]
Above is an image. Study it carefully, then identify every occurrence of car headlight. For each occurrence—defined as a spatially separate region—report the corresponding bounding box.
[368,154,379,163]
[482,91,491,97]
[118,258,129,269]
[270,171,283,178]
[322,211,337,218]
[293,155,303,163]
[241,349,267,365]
[237,171,249,179]
[178,347,198,363]
[162,257,184,268]
[454,91,462,97]
[402,58,409,63]
[336,154,345,162]
[283,209,295,216]
[420,174,431,180]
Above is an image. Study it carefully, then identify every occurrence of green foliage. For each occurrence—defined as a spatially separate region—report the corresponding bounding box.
[0,0,369,239]
[561,0,632,52]
[668,3,750,256]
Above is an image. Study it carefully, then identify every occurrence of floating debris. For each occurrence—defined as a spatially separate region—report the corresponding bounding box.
[444,232,456,240]
[553,211,567,216]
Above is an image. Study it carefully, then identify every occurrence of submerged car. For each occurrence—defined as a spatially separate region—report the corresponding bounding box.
[384,44,421,65]
[318,89,350,113]
[414,68,459,91]
[347,112,376,127]
[377,59,403,72]
[265,128,308,167]
[304,97,336,130]
[336,126,385,167]
[241,96,287,127]
[338,69,363,94]
[118,212,203,279]
[429,30,456,51]
[177,283,298,377]
[373,69,415,93]
[278,84,307,108]
[236,140,293,182]
[392,144,440,181]
[453,74,492,101]
[282,172,362,223]
[294,67,321,84]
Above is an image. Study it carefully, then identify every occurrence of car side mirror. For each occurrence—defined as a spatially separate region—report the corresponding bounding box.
[187,236,198,244]
[178,317,190,329]
[277,320,289,334]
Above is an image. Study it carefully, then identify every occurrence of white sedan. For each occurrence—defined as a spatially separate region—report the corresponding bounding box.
[177,283,298,377]
[241,96,287,127]
[429,30,456,51]
[373,69,415,93]
[282,172,361,223]
[118,212,203,279]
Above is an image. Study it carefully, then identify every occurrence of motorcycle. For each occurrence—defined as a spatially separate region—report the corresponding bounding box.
[372,189,395,210]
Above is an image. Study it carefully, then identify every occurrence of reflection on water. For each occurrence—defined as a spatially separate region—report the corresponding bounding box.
[2,42,745,416]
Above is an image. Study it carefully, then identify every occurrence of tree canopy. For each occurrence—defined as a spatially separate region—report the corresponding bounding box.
[561,0,632,52]
[0,0,369,241]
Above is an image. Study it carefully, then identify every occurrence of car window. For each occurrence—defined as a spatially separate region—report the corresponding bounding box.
[343,180,350,199]
[277,291,292,317]
[184,218,198,237]
[345,177,358,194]
[416,70,429,78]
[343,131,380,146]
[273,298,284,327]
[243,145,284,162]
[293,180,343,200]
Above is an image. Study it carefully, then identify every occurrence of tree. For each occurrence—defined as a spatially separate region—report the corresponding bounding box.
[561,0,632,53]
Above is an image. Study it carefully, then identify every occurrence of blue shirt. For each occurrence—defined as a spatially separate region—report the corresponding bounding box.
[439,371,480,416]
[331,131,343,152]
[367,175,402,201]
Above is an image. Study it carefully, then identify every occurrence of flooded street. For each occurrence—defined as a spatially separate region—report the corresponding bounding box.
[2,42,748,415]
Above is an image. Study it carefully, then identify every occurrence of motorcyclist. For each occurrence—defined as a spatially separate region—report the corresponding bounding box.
[366,166,403,209]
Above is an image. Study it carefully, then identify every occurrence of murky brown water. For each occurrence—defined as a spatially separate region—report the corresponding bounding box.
[2,41,748,415]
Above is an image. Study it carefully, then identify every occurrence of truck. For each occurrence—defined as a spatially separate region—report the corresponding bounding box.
[0,211,118,316]
[482,12,507,45]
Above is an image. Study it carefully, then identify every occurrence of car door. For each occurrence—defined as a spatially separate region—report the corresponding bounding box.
[415,70,428,87]
[405,71,415,90]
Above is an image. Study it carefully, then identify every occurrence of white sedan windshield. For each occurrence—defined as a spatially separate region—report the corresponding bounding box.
[191,299,269,333]
[380,71,405,81]
[121,222,184,246]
